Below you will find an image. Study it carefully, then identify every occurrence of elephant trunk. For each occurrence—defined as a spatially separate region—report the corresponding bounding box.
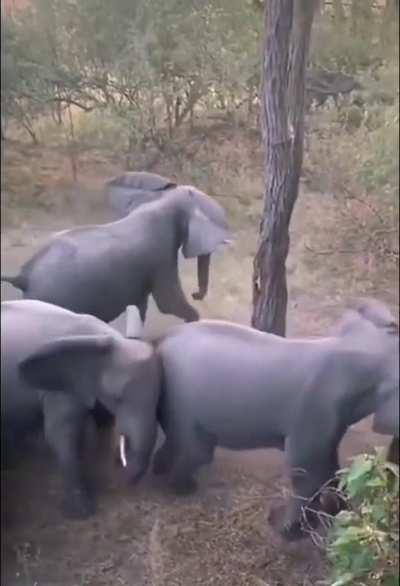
[192,254,210,301]
[116,415,157,484]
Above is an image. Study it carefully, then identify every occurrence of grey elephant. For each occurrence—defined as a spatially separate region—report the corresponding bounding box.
[153,299,399,540]
[1,299,161,519]
[1,182,229,324]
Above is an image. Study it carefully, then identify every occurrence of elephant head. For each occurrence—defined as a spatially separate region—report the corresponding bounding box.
[338,298,399,438]
[174,185,230,301]
[19,334,161,483]
[106,171,177,218]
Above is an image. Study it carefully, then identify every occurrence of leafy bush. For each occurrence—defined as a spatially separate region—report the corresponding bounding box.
[1,0,262,144]
[327,451,399,586]
[359,102,399,197]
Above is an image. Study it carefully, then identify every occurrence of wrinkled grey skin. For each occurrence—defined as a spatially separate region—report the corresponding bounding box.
[1,186,229,324]
[154,299,399,540]
[1,300,160,519]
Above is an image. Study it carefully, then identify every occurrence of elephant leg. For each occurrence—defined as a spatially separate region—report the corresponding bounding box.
[166,428,214,494]
[319,449,347,517]
[282,437,341,540]
[153,438,174,476]
[42,393,95,520]
[152,272,199,322]
[169,457,199,495]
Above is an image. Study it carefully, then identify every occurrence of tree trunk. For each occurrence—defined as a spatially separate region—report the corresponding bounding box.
[288,1,316,206]
[251,1,293,335]
[251,0,316,335]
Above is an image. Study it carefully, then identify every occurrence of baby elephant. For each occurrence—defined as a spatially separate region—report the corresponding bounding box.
[154,299,399,540]
[1,300,161,519]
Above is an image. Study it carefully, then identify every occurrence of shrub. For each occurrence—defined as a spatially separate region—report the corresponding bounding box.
[327,451,399,586]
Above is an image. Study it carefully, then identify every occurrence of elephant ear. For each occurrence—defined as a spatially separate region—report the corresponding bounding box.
[106,172,177,218]
[181,187,230,258]
[372,383,399,437]
[19,335,114,408]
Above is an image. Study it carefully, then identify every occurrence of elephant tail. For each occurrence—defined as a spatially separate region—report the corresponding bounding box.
[0,273,26,291]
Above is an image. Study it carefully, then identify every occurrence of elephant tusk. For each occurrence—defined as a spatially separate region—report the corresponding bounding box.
[223,238,233,245]
[126,305,143,338]
[119,435,128,468]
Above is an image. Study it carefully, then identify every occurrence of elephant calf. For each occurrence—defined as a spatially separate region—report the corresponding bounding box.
[1,299,161,519]
[154,299,399,540]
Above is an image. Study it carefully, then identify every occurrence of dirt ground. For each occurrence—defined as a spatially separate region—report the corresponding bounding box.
[1,145,397,586]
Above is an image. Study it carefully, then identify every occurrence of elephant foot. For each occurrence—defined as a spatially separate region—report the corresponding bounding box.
[62,489,96,520]
[170,475,198,495]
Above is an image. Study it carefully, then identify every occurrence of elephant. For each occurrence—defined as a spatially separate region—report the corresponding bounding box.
[1,183,230,324]
[153,298,399,540]
[1,299,161,519]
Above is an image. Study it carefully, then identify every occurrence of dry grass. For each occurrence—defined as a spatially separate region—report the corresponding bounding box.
[2,454,328,586]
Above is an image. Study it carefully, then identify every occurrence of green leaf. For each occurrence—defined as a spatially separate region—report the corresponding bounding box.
[346,456,374,483]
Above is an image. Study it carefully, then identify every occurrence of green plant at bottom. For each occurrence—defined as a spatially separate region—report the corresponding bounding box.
[327,450,399,586]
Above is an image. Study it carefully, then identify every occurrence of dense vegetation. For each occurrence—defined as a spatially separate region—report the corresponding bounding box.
[1,0,261,146]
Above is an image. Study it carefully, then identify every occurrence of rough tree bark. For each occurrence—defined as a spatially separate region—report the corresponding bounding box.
[252,0,316,335]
